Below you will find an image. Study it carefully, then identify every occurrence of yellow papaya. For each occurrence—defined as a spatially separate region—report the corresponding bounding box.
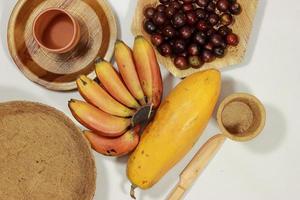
[127,69,221,196]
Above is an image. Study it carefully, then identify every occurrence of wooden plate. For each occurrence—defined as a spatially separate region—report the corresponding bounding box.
[132,0,258,78]
[8,0,117,91]
[0,101,96,200]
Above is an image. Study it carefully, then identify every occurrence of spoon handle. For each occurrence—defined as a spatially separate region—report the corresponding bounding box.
[167,134,226,200]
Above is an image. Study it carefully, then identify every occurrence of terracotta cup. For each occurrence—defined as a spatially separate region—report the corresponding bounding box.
[33,8,81,54]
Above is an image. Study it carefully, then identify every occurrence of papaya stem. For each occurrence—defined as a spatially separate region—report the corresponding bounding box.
[130,184,137,199]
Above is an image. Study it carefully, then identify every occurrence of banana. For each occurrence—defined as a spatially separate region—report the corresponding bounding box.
[84,126,140,157]
[76,75,135,117]
[115,40,146,105]
[133,36,163,108]
[95,59,140,109]
[68,99,130,137]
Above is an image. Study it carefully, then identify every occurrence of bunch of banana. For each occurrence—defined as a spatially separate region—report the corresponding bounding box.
[68,36,163,157]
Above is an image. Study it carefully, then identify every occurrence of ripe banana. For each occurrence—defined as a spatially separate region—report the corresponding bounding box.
[68,99,130,137]
[95,59,140,109]
[133,36,163,108]
[76,75,135,117]
[115,40,146,105]
[84,126,140,157]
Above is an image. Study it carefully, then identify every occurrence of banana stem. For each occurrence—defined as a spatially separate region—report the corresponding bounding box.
[94,56,103,64]
[138,97,147,106]
[130,184,137,199]
[147,103,154,119]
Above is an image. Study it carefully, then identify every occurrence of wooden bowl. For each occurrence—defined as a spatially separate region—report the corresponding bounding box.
[7,0,117,91]
[0,101,96,200]
[217,93,266,142]
[132,0,258,78]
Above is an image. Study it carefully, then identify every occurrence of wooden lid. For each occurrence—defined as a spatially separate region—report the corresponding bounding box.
[0,101,96,199]
[7,0,117,91]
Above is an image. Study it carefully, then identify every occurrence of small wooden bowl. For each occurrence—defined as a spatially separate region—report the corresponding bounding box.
[0,101,96,199]
[8,0,117,91]
[132,0,258,78]
[217,93,266,142]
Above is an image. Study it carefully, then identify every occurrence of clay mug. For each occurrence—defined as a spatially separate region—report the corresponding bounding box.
[33,8,81,54]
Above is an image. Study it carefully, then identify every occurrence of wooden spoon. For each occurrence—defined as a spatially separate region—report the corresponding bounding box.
[167,93,266,200]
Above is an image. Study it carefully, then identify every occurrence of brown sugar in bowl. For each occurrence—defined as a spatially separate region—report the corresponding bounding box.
[217,93,266,142]
[0,101,96,200]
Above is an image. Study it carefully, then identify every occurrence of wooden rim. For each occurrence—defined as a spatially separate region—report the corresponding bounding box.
[7,0,117,91]
[217,93,266,142]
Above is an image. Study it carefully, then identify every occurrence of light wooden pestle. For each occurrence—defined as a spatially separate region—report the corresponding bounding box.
[167,134,226,200]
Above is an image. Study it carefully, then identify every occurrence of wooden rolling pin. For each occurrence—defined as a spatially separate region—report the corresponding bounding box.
[167,134,226,200]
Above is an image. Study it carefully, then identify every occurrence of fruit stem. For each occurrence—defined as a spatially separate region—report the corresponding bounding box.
[135,35,144,40]
[80,77,87,85]
[94,57,104,64]
[130,184,137,199]
[139,97,147,106]
[148,103,154,119]
[69,99,76,104]
[116,39,124,44]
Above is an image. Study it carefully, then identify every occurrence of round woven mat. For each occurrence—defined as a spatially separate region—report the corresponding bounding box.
[0,101,96,200]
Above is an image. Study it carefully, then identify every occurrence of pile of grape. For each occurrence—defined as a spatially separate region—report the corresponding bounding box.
[143,0,242,70]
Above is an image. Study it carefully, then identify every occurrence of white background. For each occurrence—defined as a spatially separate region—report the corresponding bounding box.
[1,0,300,199]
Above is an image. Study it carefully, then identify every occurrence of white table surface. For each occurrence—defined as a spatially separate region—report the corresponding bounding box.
[1,0,300,199]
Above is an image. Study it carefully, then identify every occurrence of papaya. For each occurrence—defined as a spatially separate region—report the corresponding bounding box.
[127,69,221,197]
